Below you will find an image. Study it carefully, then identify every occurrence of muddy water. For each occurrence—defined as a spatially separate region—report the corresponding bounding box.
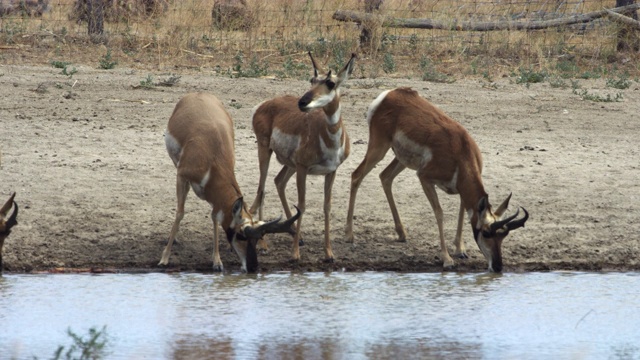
[1,271,638,359]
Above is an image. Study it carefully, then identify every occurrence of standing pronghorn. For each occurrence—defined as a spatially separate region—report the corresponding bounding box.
[249,52,356,262]
[0,192,18,271]
[346,87,528,272]
[158,93,300,272]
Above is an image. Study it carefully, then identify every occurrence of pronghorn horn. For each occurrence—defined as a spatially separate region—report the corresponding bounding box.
[6,202,18,229]
[0,193,15,216]
[489,208,520,234]
[505,207,528,231]
[308,51,322,78]
[245,206,302,239]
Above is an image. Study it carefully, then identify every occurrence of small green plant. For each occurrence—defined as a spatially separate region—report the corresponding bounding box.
[98,49,118,70]
[573,88,623,102]
[606,74,631,89]
[51,60,71,69]
[138,74,155,89]
[515,68,546,86]
[231,52,269,78]
[382,53,396,74]
[61,65,78,77]
[50,326,110,360]
[419,56,453,83]
[156,74,181,87]
[548,75,568,89]
[229,100,242,109]
[278,56,308,79]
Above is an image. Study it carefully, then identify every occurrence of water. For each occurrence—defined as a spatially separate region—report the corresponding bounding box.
[0,271,638,360]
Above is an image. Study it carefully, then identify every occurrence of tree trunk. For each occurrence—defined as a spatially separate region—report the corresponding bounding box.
[616,0,640,51]
[87,0,104,37]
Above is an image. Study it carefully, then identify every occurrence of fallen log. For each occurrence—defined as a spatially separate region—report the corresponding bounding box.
[606,7,640,29]
[333,3,640,31]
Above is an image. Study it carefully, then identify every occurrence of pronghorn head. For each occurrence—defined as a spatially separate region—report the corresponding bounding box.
[298,51,356,113]
[472,193,528,273]
[227,197,301,273]
[0,193,18,271]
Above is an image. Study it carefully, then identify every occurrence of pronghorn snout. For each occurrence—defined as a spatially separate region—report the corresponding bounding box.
[298,92,313,112]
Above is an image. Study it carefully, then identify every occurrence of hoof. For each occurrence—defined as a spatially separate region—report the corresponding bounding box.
[258,248,269,255]
[323,257,335,264]
[455,252,469,259]
[288,257,300,264]
[212,264,224,272]
[442,264,456,272]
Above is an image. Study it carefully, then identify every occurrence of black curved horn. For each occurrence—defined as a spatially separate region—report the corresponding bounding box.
[506,207,528,231]
[489,208,520,234]
[6,202,18,229]
[245,206,302,239]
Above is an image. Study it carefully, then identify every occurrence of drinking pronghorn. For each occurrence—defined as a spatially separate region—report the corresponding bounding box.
[0,192,18,271]
[346,87,528,272]
[249,52,356,262]
[159,93,300,272]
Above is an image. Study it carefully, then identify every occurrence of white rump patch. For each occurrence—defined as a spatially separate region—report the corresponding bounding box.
[165,130,182,167]
[366,90,391,125]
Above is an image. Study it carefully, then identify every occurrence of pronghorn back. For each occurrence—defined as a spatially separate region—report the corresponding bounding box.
[166,93,236,186]
[368,87,482,187]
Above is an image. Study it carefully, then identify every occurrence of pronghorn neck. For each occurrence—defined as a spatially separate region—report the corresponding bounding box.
[458,170,488,217]
[322,92,341,125]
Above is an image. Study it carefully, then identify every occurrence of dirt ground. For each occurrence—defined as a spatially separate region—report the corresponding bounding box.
[1,63,639,273]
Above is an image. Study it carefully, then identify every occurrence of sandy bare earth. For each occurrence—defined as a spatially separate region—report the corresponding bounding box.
[1,64,639,273]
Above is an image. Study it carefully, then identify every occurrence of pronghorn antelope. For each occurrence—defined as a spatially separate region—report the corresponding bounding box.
[249,52,357,262]
[346,87,528,272]
[0,192,18,271]
[159,93,300,272]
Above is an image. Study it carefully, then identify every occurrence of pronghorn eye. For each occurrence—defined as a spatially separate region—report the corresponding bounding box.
[325,80,336,90]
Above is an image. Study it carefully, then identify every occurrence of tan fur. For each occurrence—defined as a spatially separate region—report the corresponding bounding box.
[347,87,525,271]
[159,93,250,271]
[250,53,356,262]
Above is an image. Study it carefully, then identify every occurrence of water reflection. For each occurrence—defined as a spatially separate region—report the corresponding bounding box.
[1,272,639,360]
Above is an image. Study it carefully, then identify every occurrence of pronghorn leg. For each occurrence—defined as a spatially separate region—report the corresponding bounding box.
[274,166,296,219]
[211,210,223,272]
[346,140,391,242]
[453,199,468,259]
[159,175,190,266]
[249,146,273,220]
[379,157,408,242]
[291,167,308,261]
[323,171,337,262]
[419,180,455,269]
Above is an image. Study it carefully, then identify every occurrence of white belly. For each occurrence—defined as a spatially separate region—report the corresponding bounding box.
[391,131,432,171]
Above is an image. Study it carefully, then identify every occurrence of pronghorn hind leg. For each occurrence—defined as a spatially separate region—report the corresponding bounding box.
[274,166,300,244]
[379,157,408,242]
[453,198,468,259]
[249,146,273,220]
[159,175,190,266]
[346,139,391,242]
[323,171,337,262]
[419,180,455,269]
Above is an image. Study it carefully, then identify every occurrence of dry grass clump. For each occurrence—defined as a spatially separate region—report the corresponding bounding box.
[0,0,638,79]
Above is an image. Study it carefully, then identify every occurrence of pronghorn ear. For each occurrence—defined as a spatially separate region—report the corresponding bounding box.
[477,196,489,215]
[232,197,244,223]
[495,193,512,217]
[336,53,357,87]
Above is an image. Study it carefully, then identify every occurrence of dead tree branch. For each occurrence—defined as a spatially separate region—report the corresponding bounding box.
[333,3,640,31]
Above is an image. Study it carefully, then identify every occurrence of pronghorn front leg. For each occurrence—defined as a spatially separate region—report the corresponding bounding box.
[453,199,468,259]
[291,166,308,261]
[159,175,190,266]
[379,158,408,242]
[419,180,455,269]
[323,171,337,262]
[211,210,223,271]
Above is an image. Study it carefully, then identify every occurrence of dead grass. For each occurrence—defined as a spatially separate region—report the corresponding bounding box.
[1,0,639,79]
